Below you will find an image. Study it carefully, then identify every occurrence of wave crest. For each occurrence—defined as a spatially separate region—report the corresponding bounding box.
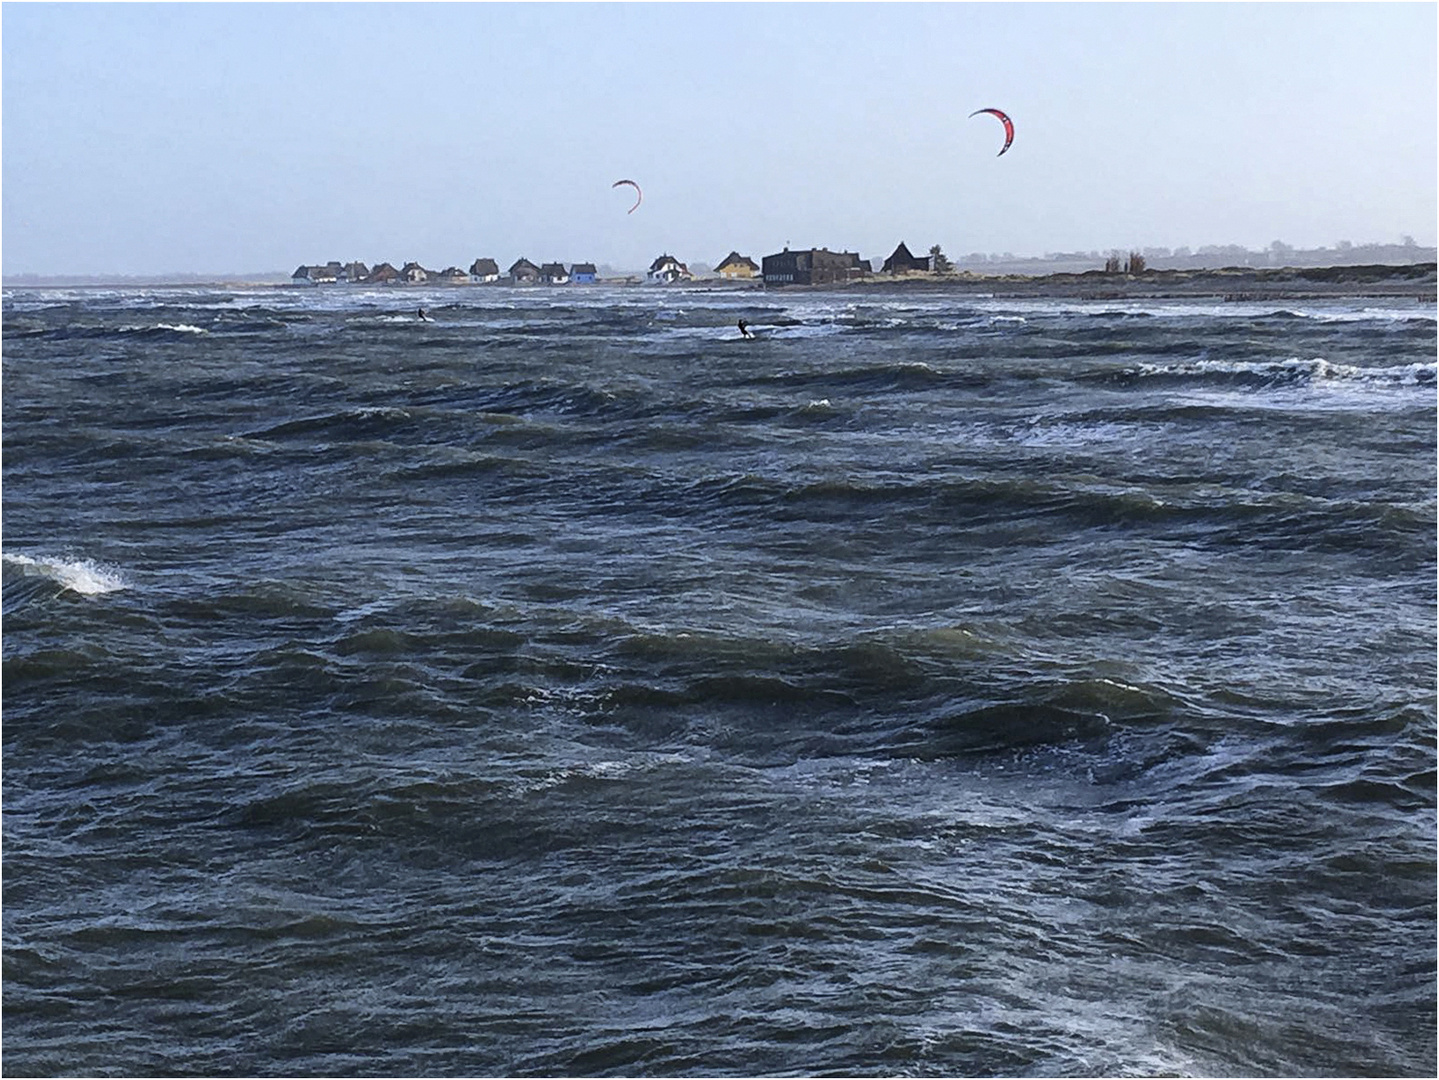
[2,553,128,595]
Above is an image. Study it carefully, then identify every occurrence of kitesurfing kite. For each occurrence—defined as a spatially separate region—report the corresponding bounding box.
[612,179,643,214]
[969,108,1014,157]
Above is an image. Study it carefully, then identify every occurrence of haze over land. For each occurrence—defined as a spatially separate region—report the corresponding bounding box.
[3,3,1434,279]
[6,239,1436,290]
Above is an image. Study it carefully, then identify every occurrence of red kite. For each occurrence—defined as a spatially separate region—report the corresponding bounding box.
[969,108,1014,157]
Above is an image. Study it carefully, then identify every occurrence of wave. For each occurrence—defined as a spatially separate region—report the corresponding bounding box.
[22,322,209,341]
[124,322,207,335]
[2,553,128,595]
[1125,356,1437,388]
[967,298,1436,324]
[241,405,418,441]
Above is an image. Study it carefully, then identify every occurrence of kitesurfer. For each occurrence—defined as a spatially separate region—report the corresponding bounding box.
[738,319,754,339]
[417,306,428,321]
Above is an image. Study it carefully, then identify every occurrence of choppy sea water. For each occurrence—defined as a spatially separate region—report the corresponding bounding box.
[3,284,1435,1077]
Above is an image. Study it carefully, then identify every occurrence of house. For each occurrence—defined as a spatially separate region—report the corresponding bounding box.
[647,253,692,284]
[401,261,434,285]
[881,242,930,275]
[292,262,341,285]
[343,261,369,283]
[508,258,541,284]
[364,262,404,285]
[570,262,598,284]
[436,266,470,285]
[761,247,870,286]
[714,252,760,280]
[540,262,570,285]
[469,258,500,283]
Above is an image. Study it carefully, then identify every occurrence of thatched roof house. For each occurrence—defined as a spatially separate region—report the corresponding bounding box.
[364,262,404,285]
[715,252,759,279]
[881,242,929,275]
[508,258,541,284]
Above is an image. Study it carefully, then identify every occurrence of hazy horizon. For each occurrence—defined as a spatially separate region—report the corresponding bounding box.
[4,3,1435,278]
[4,234,1436,288]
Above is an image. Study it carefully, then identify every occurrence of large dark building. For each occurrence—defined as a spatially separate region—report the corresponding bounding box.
[762,247,870,286]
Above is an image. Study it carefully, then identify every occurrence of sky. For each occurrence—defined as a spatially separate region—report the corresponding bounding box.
[3,2,1435,276]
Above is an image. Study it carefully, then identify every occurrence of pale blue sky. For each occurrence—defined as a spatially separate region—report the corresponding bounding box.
[3,2,1435,275]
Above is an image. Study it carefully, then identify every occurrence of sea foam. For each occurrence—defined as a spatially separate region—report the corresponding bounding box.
[2,553,128,595]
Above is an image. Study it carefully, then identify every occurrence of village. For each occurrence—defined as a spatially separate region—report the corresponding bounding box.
[291,242,951,289]
[287,239,1438,298]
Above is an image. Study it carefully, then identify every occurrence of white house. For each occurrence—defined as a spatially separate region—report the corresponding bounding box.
[469,258,501,283]
[292,262,342,286]
[647,253,692,284]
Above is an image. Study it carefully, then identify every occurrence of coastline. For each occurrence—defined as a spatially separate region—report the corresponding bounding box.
[5,262,1434,301]
[794,262,1439,301]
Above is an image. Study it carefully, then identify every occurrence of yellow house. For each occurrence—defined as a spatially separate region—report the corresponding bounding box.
[715,251,760,279]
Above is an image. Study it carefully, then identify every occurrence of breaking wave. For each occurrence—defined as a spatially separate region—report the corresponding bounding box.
[3,553,129,595]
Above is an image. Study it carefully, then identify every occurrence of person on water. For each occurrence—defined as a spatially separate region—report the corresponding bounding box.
[417,306,429,321]
[738,318,753,339]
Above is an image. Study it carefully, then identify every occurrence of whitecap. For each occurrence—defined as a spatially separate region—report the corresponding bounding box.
[1136,355,1436,386]
[3,553,128,595]
[117,322,207,335]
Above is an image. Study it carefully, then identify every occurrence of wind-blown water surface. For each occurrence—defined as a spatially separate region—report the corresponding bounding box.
[4,284,1434,1076]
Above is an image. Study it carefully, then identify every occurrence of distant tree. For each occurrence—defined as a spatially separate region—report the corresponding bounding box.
[928,245,952,273]
[1125,251,1146,274]
[1105,252,1123,274]
[1402,234,1417,247]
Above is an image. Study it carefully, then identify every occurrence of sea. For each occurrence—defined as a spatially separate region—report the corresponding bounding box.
[3,283,1435,1078]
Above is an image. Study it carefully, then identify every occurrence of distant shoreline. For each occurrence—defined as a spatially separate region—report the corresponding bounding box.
[5,262,1434,301]
[803,263,1439,301]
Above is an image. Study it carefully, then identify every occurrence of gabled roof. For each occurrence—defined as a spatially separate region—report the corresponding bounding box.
[715,251,758,271]
[509,257,540,273]
[883,242,926,272]
[470,258,500,275]
[650,253,680,271]
[570,263,597,275]
[539,262,568,275]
